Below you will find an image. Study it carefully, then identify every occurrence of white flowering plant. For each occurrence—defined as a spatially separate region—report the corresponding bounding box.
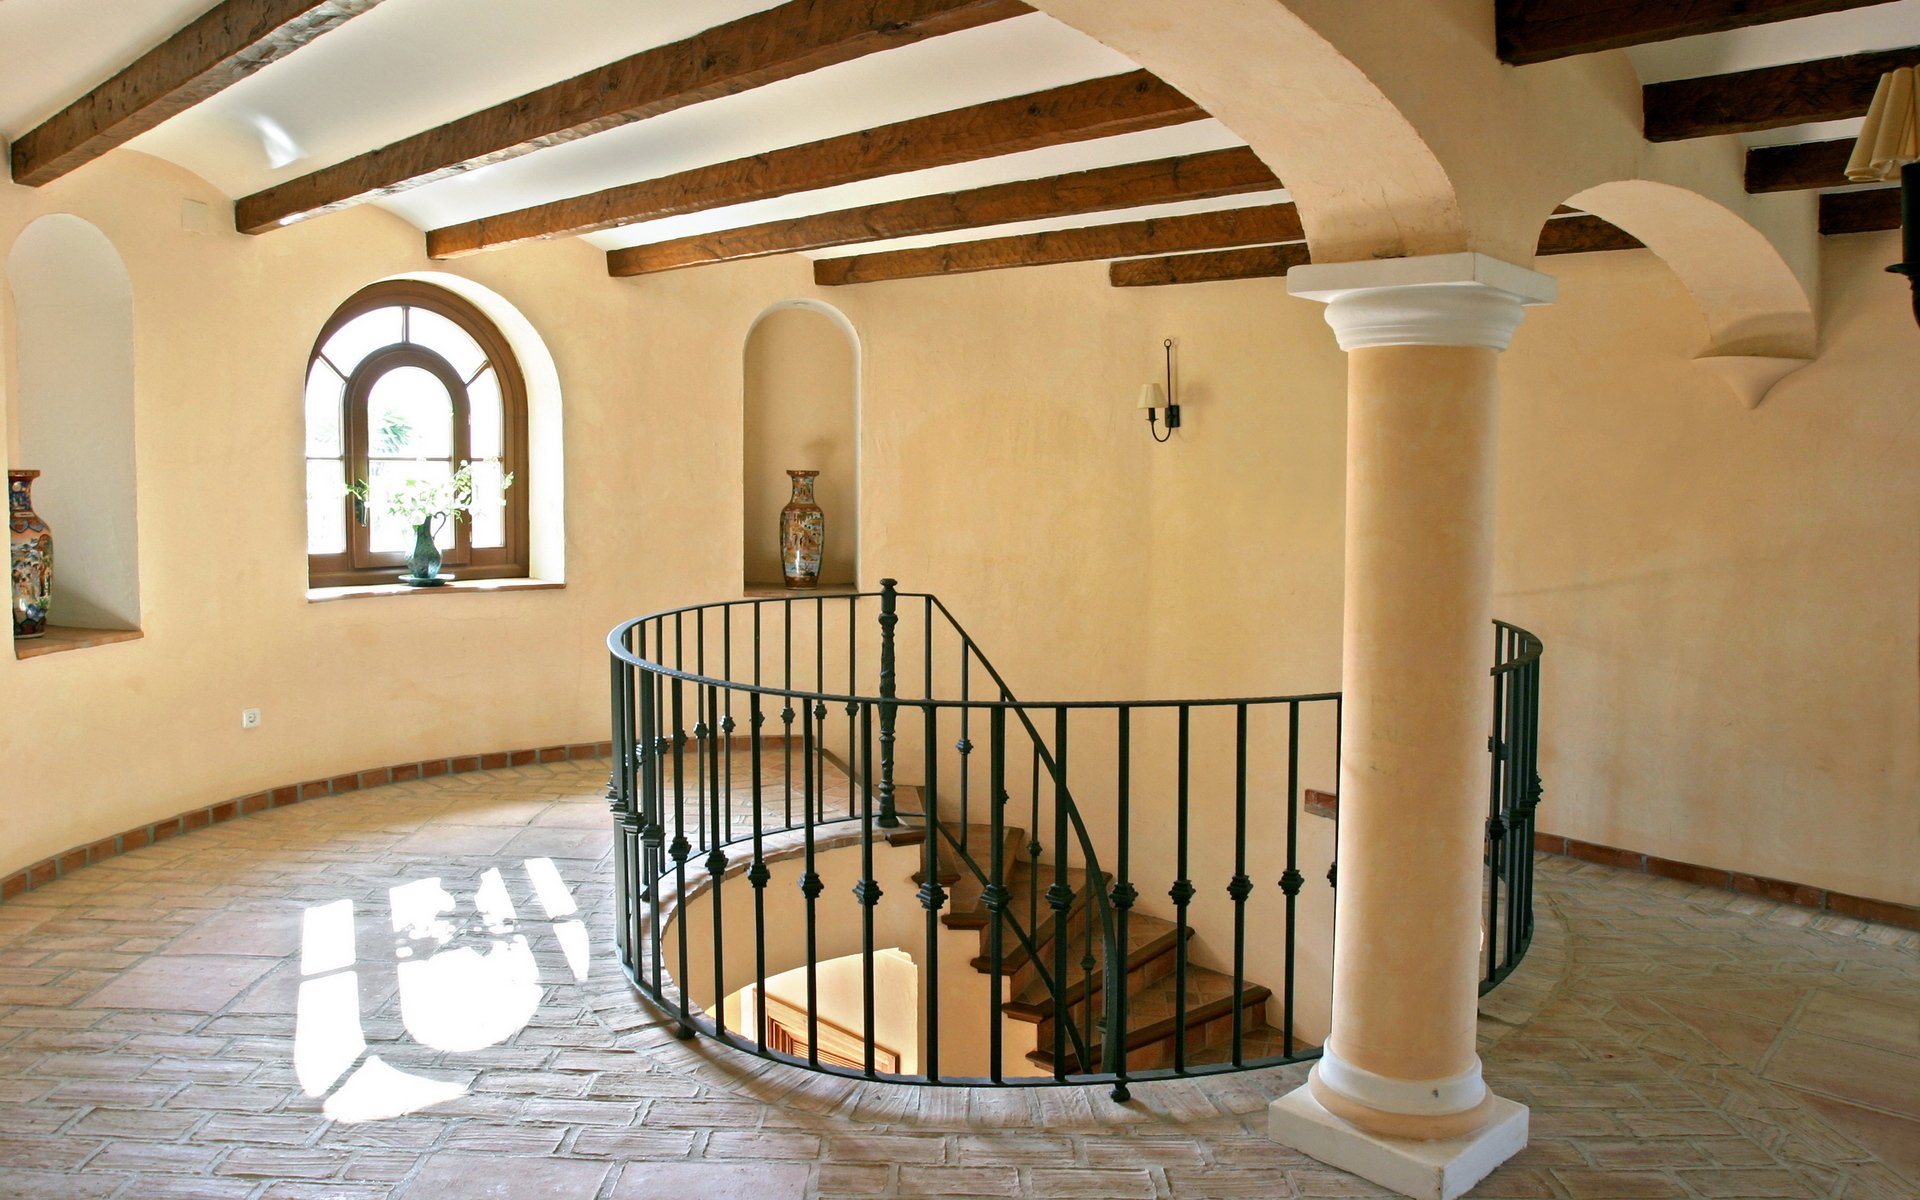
[348,461,513,529]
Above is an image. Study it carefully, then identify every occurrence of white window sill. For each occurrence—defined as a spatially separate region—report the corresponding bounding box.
[306,578,564,604]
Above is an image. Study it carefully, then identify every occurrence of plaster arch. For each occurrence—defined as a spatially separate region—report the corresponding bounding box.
[1024,0,1467,263]
[5,214,141,629]
[1556,181,1818,408]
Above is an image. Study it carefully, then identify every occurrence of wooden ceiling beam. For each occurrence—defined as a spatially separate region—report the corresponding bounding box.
[1744,138,1856,191]
[429,69,1203,258]
[1109,215,1642,288]
[605,147,1279,276]
[813,202,1303,285]
[10,0,385,187]
[1819,186,1901,233]
[236,0,1031,233]
[1497,1,1897,66]
[1645,45,1920,141]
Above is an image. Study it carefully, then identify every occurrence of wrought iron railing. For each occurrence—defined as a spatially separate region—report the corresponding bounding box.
[606,582,1542,1097]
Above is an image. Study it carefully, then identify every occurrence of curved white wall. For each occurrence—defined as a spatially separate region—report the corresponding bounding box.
[6,214,139,629]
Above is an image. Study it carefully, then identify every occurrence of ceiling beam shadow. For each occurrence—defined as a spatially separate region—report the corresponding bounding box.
[235,0,1032,233]
[11,0,386,187]
[1819,186,1901,232]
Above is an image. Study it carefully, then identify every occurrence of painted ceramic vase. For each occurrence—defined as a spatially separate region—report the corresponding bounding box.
[401,515,450,586]
[9,470,53,638]
[780,470,825,589]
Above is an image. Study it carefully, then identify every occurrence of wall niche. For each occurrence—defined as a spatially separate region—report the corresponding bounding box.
[5,214,141,652]
[742,301,859,592]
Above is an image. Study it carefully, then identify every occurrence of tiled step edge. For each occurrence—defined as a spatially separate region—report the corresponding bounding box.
[1534,831,1920,932]
[1,740,613,903]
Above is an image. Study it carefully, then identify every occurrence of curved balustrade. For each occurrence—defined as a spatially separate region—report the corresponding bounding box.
[606,582,1542,1098]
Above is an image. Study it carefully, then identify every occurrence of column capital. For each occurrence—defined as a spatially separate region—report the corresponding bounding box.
[1288,252,1557,351]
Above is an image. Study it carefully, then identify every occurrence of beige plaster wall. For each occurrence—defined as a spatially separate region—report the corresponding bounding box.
[742,305,857,587]
[2,148,1913,940]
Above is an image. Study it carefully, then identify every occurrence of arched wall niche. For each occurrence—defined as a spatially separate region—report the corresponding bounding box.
[1554,181,1818,408]
[384,270,568,581]
[742,299,861,590]
[5,214,140,632]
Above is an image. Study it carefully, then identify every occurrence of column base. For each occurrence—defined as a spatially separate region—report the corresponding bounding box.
[1268,1084,1528,1200]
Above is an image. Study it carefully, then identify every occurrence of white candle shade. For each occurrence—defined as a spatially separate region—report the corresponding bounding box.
[1138,382,1166,410]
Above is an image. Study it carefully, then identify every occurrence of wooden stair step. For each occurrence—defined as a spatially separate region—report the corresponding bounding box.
[1026,965,1271,1074]
[1002,913,1185,1022]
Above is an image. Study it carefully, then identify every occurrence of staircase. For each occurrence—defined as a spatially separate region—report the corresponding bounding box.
[889,818,1291,1075]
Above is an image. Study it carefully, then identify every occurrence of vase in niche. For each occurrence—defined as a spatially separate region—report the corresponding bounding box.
[9,469,53,638]
[780,470,825,589]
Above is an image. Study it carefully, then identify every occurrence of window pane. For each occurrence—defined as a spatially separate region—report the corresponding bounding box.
[307,459,346,554]
[470,458,505,549]
[408,307,489,380]
[367,460,454,553]
[468,368,502,459]
[319,306,404,376]
[305,361,344,457]
[366,366,454,458]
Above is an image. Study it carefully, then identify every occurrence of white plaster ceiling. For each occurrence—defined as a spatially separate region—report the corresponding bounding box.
[3,0,1913,260]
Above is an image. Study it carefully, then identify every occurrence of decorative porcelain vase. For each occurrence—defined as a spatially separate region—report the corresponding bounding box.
[9,469,53,638]
[779,470,825,589]
[400,515,450,587]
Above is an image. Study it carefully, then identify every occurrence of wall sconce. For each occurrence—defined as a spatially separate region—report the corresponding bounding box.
[1846,66,1919,327]
[1138,337,1181,442]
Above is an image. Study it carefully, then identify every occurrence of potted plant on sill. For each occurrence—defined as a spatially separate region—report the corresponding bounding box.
[349,462,513,587]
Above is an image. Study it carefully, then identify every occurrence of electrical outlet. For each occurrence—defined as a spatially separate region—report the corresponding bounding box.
[241,707,262,730]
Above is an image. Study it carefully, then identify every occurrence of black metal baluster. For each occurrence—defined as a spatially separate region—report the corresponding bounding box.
[877,580,900,827]
[856,704,881,1076]
[1047,708,1073,1080]
[1487,638,1507,984]
[749,693,770,1054]
[642,658,665,997]
[918,704,945,1083]
[723,606,734,839]
[705,685,729,1036]
[985,706,1009,1084]
[1106,706,1133,1100]
[610,652,632,966]
[1170,706,1193,1074]
[958,649,972,855]
[1229,703,1251,1066]
[1281,701,1303,1056]
[1028,744,1041,940]
[800,691,823,1067]
[783,605,795,829]
[670,676,693,1037]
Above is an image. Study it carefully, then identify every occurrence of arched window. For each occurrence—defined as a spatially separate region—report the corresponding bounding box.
[305,281,529,587]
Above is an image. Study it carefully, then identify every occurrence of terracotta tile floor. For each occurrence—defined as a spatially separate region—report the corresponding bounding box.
[0,760,1915,1199]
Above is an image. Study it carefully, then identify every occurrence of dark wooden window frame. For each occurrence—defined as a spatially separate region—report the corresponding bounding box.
[306,281,530,588]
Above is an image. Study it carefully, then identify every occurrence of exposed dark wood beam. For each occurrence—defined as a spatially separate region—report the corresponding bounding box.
[1819,186,1901,233]
[1535,213,1646,254]
[429,69,1202,258]
[1497,1,1897,66]
[606,147,1278,276]
[1745,138,1856,191]
[10,0,384,187]
[1109,242,1309,287]
[236,0,1030,233]
[1109,215,1642,288]
[1645,45,1920,141]
[814,203,1302,285]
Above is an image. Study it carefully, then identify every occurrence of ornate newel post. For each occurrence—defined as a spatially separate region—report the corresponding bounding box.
[876,578,900,827]
[1268,254,1554,1200]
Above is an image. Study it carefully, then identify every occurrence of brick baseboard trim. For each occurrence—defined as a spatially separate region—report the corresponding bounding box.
[1,741,613,904]
[1535,832,1920,932]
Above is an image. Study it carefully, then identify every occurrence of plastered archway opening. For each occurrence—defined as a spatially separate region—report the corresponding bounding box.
[5,214,140,630]
[389,272,566,580]
[1562,181,1818,408]
[1027,0,1465,263]
[742,299,861,590]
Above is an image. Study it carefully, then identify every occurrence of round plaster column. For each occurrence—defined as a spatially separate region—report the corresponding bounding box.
[1287,254,1555,1146]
